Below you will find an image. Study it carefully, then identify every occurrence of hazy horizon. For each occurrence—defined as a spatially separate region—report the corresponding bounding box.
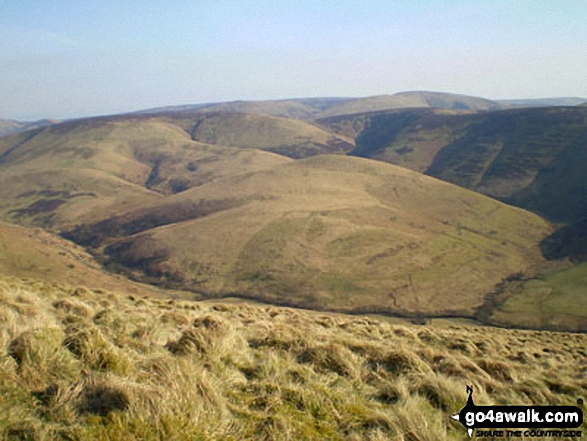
[2,0,587,120]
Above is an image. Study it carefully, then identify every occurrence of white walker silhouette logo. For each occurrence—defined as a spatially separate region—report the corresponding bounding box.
[451,386,583,438]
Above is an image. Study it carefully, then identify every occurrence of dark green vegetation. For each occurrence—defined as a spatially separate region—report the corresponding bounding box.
[486,263,587,331]
[540,218,587,262]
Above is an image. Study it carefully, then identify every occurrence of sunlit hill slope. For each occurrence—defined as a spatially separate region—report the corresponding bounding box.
[0,115,550,321]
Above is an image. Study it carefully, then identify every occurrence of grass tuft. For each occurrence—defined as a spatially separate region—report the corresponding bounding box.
[1,276,585,440]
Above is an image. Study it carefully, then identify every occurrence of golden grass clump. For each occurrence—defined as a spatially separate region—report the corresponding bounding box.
[0,276,586,440]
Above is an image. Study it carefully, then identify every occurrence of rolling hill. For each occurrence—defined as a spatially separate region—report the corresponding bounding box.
[61,155,550,318]
[0,115,291,229]
[0,114,551,320]
[0,222,159,295]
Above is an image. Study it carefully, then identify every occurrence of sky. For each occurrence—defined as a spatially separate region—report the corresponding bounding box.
[1,0,586,120]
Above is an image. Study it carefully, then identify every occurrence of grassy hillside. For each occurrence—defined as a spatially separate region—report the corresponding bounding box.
[0,117,291,229]
[0,222,164,297]
[1,276,585,440]
[484,262,587,331]
[62,155,550,319]
[188,112,354,158]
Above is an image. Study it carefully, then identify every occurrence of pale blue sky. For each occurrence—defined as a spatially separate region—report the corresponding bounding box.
[1,0,586,120]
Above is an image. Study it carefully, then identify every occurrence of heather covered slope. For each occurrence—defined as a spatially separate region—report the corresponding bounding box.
[324,108,475,173]
[426,107,587,224]
[63,155,550,318]
[1,276,585,440]
[335,106,587,224]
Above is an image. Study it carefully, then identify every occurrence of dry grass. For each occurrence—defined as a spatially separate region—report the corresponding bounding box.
[1,276,585,440]
[0,115,553,322]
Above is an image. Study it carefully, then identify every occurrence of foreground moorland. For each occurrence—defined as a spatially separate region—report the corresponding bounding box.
[1,276,586,440]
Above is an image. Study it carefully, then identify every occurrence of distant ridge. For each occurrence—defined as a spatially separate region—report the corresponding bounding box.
[136,91,503,120]
[135,92,587,121]
[0,118,57,138]
[137,97,354,120]
[5,93,585,130]
[499,97,587,108]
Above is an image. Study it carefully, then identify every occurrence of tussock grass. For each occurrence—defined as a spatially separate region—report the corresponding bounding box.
[0,276,585,440]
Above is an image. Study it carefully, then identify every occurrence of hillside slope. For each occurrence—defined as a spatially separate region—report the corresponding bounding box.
[324,109,475,173]
[188,112,354,158]
[0,222,159,295]
[427,107,587,223]
[62,155,550,317]
[0,117,291,228]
